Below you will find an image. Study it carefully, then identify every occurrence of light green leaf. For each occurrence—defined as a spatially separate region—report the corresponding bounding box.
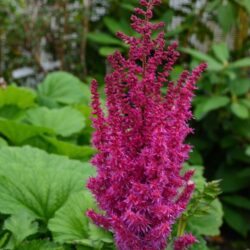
[88,223,113,244]
[0,146,95,221]
[223,205,248,237]
[182,164,206,192]
[0,118,53,144]
[212,43,229,63]
[43,136,96,160]
[99,47,119,57]
[3,213,38,247]
[0,137,8,148]
[170,66,185,81]
[231,103,249,119]
[188,199,223,236]
[229,58,250,69]
[48,191,94,243]
[194,96,230,120]
[48,191,113,247]
[87,32,123,46]
[16,240,64,250]
[24,107,85,137]
[180,48,223,71]
[38,71,90,106]
[0,86,36,109]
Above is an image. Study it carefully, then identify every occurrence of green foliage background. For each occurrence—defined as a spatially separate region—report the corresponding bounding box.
[0,0,249,249]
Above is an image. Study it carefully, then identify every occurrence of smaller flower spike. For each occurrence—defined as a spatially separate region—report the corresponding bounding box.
[174,234,198,250]
[87,0,207,250]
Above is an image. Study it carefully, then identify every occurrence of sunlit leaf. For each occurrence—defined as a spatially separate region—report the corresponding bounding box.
[3,213,38,247]
[231,103,249,119]
[0,85,36,109]
[24,107,85,137]
[188,199,223,236]
[38,71,90,106]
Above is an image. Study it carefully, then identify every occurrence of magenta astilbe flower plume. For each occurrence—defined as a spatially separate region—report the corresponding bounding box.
[87,0,207,249]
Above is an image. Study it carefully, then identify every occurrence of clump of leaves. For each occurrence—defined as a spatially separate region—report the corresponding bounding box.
[0,146,113,250]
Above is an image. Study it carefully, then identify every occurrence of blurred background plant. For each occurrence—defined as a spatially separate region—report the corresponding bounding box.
[0,0,249,249]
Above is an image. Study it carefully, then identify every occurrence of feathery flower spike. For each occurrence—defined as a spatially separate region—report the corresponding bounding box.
[87,0,207,249]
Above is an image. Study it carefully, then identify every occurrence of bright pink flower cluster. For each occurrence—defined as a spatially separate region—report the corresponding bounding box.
[174,233,198,250]
[87,0,207,249]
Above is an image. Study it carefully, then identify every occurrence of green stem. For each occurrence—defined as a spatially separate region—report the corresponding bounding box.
[177,215,187,237]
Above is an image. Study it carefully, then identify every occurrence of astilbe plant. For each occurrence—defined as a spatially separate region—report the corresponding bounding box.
[87,0,207,249]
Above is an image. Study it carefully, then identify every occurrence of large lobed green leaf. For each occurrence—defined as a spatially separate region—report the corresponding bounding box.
[37,71,91,106]
[0,118,53,145]
[0,146,95,221]
[24,107,85,137]
[188,199,223,236]
[3,213,38,248]
[48,191,113,249]
[0,86,36,109]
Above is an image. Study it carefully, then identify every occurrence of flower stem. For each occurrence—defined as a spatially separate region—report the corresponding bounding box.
[177,215,187,237]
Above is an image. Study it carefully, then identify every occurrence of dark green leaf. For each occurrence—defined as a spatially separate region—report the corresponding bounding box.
[246,146,250,157]
[223,205,249,237]
[230,79,250,95]
[217,167,249,192]
[16,240,64,250]
[222,195,250,210]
